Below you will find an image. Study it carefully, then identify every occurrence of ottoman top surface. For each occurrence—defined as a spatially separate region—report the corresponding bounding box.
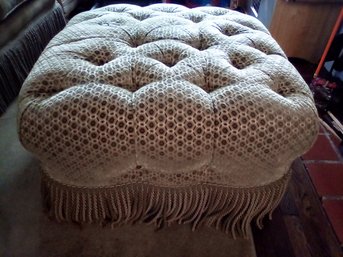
[26,3,291,95]
[18,4,318,187]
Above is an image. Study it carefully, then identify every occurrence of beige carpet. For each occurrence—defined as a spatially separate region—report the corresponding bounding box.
[0,100,256,257]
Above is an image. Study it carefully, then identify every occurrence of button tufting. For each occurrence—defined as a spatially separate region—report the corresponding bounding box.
[19,3,319,188]
[17,5,319,237]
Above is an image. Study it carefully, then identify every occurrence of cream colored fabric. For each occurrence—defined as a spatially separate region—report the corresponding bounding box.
[18,4,319,237]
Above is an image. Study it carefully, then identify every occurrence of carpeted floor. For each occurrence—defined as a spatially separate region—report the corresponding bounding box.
[0,100,256,257]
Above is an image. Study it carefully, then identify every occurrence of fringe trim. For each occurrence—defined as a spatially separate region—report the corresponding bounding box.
[41,170,291,239]
[0,4,66,114]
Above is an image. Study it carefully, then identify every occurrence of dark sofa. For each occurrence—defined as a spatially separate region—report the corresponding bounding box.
[0,0,82,115]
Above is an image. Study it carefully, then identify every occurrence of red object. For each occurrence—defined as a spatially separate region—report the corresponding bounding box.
[323,200,343,245]
[315,8,343,77]
[306,163,343,196]
[312,77,337,89]
[302,135,340,161]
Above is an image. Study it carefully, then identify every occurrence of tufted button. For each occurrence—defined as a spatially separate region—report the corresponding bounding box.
[147,3,188,13]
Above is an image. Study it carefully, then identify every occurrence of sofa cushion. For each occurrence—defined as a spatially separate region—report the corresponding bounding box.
[57,0,80,16]
[0,0,26,20]
[0,0,55,47]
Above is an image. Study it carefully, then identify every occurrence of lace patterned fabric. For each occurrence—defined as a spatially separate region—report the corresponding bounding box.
[18,4,318,236]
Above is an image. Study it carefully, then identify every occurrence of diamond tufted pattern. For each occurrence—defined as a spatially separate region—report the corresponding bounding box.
[18,4,318,189]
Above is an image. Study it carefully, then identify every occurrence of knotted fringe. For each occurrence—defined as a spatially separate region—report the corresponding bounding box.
[0,4,66,114]
[41,170,291,239]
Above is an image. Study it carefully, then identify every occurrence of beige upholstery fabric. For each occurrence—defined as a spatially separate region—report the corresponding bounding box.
[18,4,319,237]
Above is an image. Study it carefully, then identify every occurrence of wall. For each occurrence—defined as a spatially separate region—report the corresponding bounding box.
[268,0,341,63]
[257,0,276,29]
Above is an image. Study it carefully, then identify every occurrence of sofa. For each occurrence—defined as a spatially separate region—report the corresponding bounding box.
[0,0,84,115]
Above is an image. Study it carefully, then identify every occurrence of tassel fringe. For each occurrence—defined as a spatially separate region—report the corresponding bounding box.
[41,170,291,239]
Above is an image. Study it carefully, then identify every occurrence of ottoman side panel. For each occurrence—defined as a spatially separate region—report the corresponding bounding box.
[134,80,214,174]
[210,81,319,187]
[17,24,140,186]
[18,82,137,186]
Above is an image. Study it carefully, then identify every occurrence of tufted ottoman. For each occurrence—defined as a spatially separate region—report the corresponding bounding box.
[18,4,318,239]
